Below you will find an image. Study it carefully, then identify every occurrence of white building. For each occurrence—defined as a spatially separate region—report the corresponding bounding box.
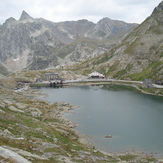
[88,71,105,79]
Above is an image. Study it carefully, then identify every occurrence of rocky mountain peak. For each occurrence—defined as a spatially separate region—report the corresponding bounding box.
[152,0,163,14]
[5,17,17,23]
[19,10,34,21]
[0,10,138,72]
[82,1,163,80]
[98,17,112,23]
[3,17,17,27]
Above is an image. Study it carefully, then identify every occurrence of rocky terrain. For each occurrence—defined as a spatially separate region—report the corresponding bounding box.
[0,74,162,162]
[0,1,163,162]
[0,63,9,76]
[77,1,163,81]
[0,11,137,72]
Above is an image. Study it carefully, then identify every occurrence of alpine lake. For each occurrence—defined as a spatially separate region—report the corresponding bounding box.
[35,84,163,157]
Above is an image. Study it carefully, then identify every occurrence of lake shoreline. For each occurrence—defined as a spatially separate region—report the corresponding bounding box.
[31,86,163,160]
[64,81,163,97]
[31,79,163,97]
[42,96,163,159]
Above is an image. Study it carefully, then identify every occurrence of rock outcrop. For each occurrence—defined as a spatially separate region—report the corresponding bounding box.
[0,11,137,71]
[0,86,159,162]
[79,1,163,81]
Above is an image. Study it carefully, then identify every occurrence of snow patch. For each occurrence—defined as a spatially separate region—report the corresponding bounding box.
[13,58,19,61]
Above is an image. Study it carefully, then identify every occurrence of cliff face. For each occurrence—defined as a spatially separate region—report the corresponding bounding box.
[80,1,163,80]
[0,11,137,71]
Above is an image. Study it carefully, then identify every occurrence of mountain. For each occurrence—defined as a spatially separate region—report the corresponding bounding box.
[87,17,137,41]
[19,10,34,21]
[0,63,9,76]
[79,1,163,81]
[0,11,137,71]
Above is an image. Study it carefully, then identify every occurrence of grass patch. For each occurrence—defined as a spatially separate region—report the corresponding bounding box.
[0,136,34,152]
[142,157,156,162]
[129,61,163,81]
[15,115,40,128]
[113,64,133,79]
[113,69,126,78]
[71,144,84,151]
[92,53,113,65]
[124,38,139,54]
[119,154,137,161]
[55,132,70,144]
[25,131,54,143]
[150,26,162,35]
[0,118,16,126]
[56,46,74,59]
[42,118,60,123]
[0,137,11,146]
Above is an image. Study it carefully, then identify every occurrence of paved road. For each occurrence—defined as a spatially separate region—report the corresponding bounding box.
[64,78,142,84]
[153,84,163,88]
[64,78,163,89]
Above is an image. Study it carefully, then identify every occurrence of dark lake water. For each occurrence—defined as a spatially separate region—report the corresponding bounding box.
[36,85,163,156]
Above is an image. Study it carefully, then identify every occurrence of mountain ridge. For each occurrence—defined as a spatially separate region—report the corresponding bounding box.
[0,11,138,72]
[78,1,163,81]
[19,10,34,21]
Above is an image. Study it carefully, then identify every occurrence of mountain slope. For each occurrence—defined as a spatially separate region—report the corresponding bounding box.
[87,17,137,41]
[79,1,163,81]
[0,11,137,71]
[0,63,9,76]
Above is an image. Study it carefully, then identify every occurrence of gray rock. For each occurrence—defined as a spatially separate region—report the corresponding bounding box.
[81,1,163,79]
[29,107,42,117]
[15,103,27,109]
[0,146,32,163]
[0,109,5,113]
[8,106,24,113]
[0,11,137,71]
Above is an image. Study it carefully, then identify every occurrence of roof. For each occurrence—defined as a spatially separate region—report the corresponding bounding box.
[45,73,58,75]
[88,71,104,77]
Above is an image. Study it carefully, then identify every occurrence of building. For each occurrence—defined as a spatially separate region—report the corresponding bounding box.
[45,73,59,81]
[143,79,154,88]
[88,71,105,79]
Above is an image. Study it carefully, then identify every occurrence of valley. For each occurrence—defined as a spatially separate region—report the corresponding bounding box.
[0,1,163,162]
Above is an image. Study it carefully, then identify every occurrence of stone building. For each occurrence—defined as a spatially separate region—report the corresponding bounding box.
[143,79,154,88]
[45,73,59,81]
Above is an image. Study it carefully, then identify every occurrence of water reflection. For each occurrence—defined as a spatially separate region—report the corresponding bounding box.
[89,85,103,90]
[36,85,163,156]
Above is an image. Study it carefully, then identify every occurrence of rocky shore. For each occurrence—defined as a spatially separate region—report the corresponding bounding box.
[0,76,162,162]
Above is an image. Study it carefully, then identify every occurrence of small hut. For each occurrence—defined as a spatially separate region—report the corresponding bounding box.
[88,71,105,79]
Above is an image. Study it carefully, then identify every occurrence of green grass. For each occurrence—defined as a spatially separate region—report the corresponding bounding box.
[0,118,16,125]
[150,26,163,35]
[138,86,163,95]
[93,53,113,65]
[129,61,163,81]
[113,69,126,78]
[118,154,137,161]
[124,38,139,54]
[142,157,156,162]
[15,115,40,128]
[56,47,74,59]
[112,63,133,79]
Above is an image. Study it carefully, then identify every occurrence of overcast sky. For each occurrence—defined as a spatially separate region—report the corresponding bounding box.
[0,0,162,24]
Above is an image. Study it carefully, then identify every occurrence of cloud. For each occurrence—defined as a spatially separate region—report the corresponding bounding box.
[0,0,162,24]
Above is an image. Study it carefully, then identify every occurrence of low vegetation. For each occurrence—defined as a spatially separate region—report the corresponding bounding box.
[0,71,161,162]
[129,61,163,81]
